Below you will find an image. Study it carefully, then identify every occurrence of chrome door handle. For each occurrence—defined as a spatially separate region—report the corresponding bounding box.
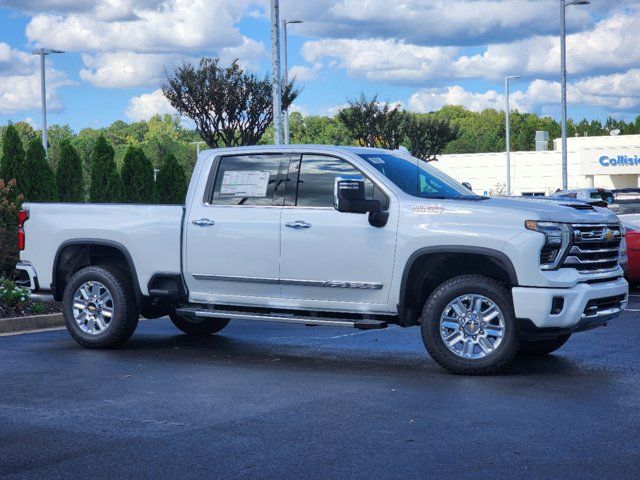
[285,220,311,229]
[192,218,215,227]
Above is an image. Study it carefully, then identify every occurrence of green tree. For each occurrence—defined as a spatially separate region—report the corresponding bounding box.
[22,138,58,202]
[402,113,459,162]
[338,94,405,149]
[121,146,155,203]
[162,58,299,147]
[46,124,74,170]
[0,125,26,187]
[56,139,85,202]
[0,179,23,276]
[156,154,187,204]
[89,135,122,203]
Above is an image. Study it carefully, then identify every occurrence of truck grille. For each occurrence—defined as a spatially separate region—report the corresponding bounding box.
[562,224,622,273]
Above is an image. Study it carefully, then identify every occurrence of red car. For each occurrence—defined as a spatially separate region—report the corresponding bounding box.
[623,222,640,284]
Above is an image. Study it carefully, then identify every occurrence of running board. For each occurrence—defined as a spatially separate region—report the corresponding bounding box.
[174,307,388,330]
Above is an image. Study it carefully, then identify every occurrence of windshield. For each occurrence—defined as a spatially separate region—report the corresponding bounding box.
[590,191,614,205]
[357,153,480,199]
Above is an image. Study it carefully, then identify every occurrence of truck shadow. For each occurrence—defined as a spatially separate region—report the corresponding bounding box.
[113,327,606,380]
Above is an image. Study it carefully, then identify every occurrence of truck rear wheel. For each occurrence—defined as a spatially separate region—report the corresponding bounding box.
[420,275,519,375]
[169,312,230,336]
[519,335,571,355]
[62,266,139,349]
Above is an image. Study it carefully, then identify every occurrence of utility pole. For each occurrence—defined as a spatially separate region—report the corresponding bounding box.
[282,19,302,145]
[505,75,520,196]
[270,0,282,145]
[32,48,64,154]
[560,0,590,190]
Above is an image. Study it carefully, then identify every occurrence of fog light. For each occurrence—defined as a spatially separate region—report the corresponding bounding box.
[551,297,564,315]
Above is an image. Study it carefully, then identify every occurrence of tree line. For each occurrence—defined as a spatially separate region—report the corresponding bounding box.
[0,125,187,205]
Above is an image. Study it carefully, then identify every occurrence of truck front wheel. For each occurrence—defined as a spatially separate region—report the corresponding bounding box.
[169,312,230,336]
[62,265,139,349]
[420,275,520,375]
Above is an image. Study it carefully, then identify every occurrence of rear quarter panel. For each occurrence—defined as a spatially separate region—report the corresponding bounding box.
[20,203,183,295]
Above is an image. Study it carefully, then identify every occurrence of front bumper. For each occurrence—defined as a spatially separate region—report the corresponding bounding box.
[512,276,628,332]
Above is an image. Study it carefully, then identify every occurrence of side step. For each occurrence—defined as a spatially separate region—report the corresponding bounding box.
[174,307,388,330]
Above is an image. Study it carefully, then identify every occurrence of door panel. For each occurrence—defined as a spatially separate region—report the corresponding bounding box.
[279,154,398,307]
[185,153,288,304]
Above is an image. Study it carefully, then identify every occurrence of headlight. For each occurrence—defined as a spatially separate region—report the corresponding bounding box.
[525,220,572,270]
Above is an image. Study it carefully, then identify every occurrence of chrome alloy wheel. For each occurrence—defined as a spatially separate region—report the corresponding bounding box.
[72,281,114,335]
[439,294,505,360]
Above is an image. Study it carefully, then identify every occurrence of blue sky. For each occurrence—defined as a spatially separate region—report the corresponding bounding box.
[0,0,638,132]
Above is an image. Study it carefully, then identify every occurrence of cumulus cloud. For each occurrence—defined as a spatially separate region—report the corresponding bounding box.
[302,39,458,84]
[298,6,640,84]
[0,42,37,75]
[289,63,322,82]
[0,42,73,114]
[0,68,73,114]
[125,88,176,121]
[408,69,640,115]
[80,52,187,88]
[24,0,253,53]
[281,0,596,46]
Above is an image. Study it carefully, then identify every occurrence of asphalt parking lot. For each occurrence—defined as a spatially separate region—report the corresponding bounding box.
[1,297,639,479]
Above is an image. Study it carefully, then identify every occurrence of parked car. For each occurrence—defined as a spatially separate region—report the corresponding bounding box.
[554,188,614,208]
[610,188,640,215]
[15,146,628,375]
[617,212,640,284]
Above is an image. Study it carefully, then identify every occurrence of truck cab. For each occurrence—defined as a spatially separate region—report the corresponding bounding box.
[16,145,628,374]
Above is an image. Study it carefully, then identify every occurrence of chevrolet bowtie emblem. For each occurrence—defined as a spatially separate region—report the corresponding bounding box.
[602,228,615,241]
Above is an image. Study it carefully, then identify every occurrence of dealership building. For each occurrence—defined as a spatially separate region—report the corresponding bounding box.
[434,134,640,196]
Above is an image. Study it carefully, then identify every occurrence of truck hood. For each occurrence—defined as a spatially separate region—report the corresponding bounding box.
[477,196,619,224]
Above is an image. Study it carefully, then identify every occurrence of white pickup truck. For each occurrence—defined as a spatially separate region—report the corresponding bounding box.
[16,145,628,374]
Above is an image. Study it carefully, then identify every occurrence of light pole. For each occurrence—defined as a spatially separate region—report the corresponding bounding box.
[560,0,590,190]
[505,75,520,196]
[282,19,303,145]
[191,141,206,158]
[32,48,64,154]
[270,0,283,145]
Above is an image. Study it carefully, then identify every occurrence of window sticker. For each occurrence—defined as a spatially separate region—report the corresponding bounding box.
[220,170,270,197]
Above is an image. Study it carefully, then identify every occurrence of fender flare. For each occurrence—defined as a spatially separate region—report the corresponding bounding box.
[52,239,143,302]
[398,246,519,325]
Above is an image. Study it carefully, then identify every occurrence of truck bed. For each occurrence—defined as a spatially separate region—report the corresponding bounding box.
[20,203,184,296]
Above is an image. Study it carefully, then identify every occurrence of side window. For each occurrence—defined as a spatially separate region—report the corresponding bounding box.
[210,154,285,206]
[293,155,387,208]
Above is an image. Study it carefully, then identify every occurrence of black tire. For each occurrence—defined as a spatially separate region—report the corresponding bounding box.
[62,265,139,349]
[420,275,520,375]
[519,334,571,356]
[169,312,230,336]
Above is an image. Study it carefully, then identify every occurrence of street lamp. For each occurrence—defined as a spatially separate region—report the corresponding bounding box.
[560,0,590,190]
[32,48,64,154]
[282,19,303,145]
[505,75,520,196]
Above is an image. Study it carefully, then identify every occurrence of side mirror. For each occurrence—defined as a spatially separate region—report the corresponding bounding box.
[462,182,473,191]
[334,177,381,214]
[334,176,388,228]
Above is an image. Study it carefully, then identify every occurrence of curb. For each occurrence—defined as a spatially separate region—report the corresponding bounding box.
[0,313,65,334]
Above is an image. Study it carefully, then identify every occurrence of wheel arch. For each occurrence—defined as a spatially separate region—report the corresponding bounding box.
[398,247,519,327]
[52,239,142,303]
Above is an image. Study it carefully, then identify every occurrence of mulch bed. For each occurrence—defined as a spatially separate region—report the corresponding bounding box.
[0,301,63,319]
